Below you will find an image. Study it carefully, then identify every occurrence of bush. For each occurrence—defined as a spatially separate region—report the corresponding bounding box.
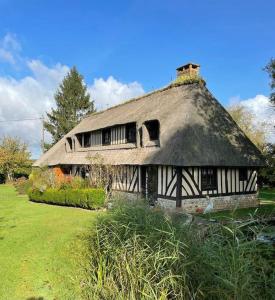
[13,177,31,195]
[83,201,275,299]
[28,188,105,210]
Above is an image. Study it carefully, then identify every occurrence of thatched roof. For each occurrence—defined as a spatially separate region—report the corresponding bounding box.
[34,82,265,167]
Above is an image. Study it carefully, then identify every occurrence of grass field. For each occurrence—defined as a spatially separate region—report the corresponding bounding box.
[201,188,275,220]
[0,184,98,300]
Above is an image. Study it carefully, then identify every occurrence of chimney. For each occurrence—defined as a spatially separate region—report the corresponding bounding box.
[176,63,200,78]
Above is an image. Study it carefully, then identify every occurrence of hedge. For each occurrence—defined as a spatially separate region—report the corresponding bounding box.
[28,188,105,210]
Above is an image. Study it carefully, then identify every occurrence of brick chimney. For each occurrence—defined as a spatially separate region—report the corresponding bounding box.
[176,63,200,77]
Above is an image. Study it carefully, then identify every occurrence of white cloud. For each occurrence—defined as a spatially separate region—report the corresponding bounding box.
[0,33,145,158]
[0,61,69,158]
[229,94,275,143]
[0,33,21,65]
[89,76,145,110]
[0,48,16,64]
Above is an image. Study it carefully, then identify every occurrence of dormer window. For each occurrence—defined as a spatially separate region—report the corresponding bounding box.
[126,123,136,143]
[83,132,91,148]
[102,128,111,145]
[66,137,73,152]
[145,120,159,141]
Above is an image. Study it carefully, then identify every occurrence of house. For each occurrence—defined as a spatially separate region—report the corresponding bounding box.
[34,63,265,212]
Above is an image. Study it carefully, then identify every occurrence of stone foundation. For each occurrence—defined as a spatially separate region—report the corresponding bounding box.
[112,191,141,202]
[112,191,259,213]
[157,193,259,213]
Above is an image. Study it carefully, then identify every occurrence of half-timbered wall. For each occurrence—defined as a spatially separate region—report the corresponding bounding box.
[157,166,257,200]
[112,165,139,193]
[157,166,177,198]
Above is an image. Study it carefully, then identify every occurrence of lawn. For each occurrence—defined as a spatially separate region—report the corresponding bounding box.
[201,188,275,220]
[0,184,98,300]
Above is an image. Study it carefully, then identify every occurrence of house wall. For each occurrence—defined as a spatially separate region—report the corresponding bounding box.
[112,165,139,193]
[110,165,258,212]
[157,166,257,199]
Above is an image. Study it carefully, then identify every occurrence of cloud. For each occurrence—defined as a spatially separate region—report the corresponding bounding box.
[0,33,21,65]
[89,76,145,110]
[0,33,145,158]
[229,94,275,142]
[0,61,70,158]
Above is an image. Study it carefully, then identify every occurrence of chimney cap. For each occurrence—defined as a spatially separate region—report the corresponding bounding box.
[176,62,200,71]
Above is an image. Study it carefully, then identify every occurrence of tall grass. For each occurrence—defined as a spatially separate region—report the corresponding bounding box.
[84,201,275,299]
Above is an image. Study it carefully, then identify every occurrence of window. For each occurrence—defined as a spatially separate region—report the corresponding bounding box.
[239,168,248,181]
[76,133,82,146]
[83,132,91,148]
[201,168,217,190]
[66,137,73,151]
[126,123,136,143]
[145,120,159,141]
[102,128,111,145]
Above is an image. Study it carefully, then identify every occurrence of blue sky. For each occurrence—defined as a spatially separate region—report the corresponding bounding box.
[0,0,274,157]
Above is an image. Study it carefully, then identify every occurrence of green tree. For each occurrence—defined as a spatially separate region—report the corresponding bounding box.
[0,137,32,181]
[264,58,275,105]
[228,104,266,152]
[258,143,275,187]
[44,67,95,148]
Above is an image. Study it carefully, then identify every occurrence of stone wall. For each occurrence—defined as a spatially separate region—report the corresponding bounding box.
[112,190,259,213]
[157,193,258,213]
[112,191,141,202]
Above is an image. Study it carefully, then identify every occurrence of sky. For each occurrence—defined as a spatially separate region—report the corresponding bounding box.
[0,0,274,158]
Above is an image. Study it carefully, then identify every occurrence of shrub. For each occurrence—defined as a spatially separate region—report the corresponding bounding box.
[13,177,31,195]
[83,201,275,299]
[28,188,105,210]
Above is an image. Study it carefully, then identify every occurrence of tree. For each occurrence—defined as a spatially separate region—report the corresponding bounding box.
[228,104,266,151]
[258,143,275,187]
[0,137,32,181]
[264,58,275,105]
[44,67,95,148]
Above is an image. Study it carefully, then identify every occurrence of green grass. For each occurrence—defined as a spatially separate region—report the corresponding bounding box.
[0,184,99,300]
[202,188,275,220]
[84,201,275,299]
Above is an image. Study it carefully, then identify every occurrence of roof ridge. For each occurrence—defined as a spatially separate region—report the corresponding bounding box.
[84,81,203,120]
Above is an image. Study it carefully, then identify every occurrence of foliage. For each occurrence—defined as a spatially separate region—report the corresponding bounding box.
[228,104,266,151]
[259,143,275,187]
[87,153,115,198]
[44,66,95,149]
[13,177,32,195]
[29,167,88,191]
[0,184,97,299]
[83,201,275,300]
[171,74,205,87]
[30,167,58,191]
[0,136,32,181]
[264,58,275,104]
[28,187,105,209]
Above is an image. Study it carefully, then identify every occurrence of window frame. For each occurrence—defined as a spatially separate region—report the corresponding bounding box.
[201,167,217,191]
